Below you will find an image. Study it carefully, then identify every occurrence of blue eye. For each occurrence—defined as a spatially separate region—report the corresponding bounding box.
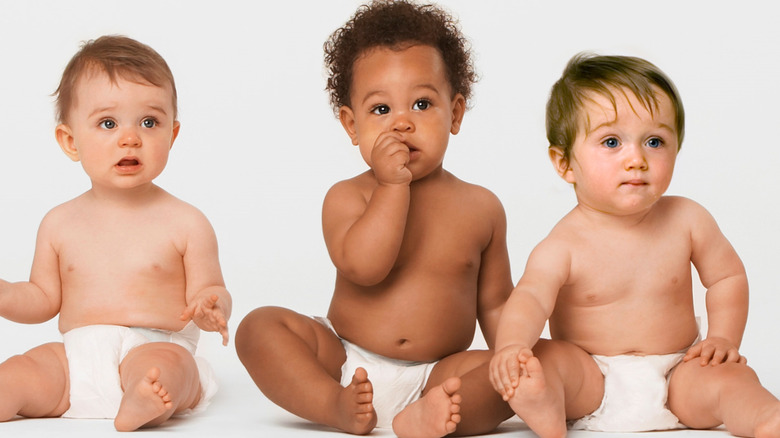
[603,137,619,148]
[413,99,430,111]
[646,137,662,148]
[371,105,390,115]
[99,119,116,130]
[142,118,157,128]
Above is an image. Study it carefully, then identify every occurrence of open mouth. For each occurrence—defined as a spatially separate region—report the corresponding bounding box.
[117,158,140,167]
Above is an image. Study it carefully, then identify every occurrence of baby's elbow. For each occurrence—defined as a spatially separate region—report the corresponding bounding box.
[17,305,59,325]
[338,264,390,287]
[38,299,62,323]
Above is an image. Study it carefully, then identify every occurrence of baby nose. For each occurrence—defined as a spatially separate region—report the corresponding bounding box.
[624,144,647,169]
[119,128,141,147]
[391,112,414,132]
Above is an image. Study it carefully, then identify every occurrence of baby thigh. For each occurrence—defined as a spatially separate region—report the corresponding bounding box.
[235,307,347,386]
[119,342,202,413]
[0,342,70,419]
[532,339,604,420]
[234,307,355,428]
[668,359,765,430]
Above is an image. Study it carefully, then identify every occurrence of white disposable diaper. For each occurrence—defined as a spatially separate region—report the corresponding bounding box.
[315,317,437,428]
[569,351,686,432]
[62,323,218,419]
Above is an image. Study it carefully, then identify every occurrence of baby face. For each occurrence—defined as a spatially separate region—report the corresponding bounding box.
[340,44,465,181]
[561,87,679,217]
[57,69,179,192]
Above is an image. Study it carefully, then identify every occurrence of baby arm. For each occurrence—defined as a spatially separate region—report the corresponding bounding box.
[490,240,569,400]
[475,195,513,347]
[180,211,231,346]
[0,213,62,323]
[684,199,748,366]
[322,132,413,285]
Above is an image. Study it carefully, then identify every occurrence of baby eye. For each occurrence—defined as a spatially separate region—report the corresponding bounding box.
[413,99,431,111]
[99,119,116,130]
[142,118,157,128]
[602,137,620,148]
[371,105,390,115]
[646,137,663,148]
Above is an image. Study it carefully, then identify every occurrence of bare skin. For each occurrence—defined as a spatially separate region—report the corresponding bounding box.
[0,71,231,430]
[505,356,565,438]
[115,367,172,431]
[114,343,203,431]
[393,377,462,437]
[490,88,780,437]
[236,44,514,436]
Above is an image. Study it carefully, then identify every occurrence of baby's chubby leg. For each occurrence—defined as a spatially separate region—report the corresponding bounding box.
[235,307,376,434]
[0,342,70,420]
[669,359,780,438]
[493,340,603,438]
[114,342,202,431]
[393,349,513,438]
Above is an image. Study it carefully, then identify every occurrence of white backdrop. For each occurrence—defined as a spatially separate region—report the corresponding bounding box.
[0,0,778,433]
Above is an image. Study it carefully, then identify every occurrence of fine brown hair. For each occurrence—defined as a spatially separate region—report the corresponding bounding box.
[54,35,177,124]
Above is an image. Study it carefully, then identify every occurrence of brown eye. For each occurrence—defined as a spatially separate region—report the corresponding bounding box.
[413,99,430,110]
[371,105,390,115]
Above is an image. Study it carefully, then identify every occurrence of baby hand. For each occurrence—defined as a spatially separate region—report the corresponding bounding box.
[683,336,746,366]
[489,344,534,401]
[370,132,413,186]
[181,294,229,346]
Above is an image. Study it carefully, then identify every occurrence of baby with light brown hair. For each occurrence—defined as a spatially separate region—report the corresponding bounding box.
[0,35,231,431]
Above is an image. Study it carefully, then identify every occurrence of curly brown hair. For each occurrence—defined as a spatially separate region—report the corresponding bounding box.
[324,0,476,115]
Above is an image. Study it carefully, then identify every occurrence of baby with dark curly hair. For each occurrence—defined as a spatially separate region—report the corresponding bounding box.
[236,1,514,437]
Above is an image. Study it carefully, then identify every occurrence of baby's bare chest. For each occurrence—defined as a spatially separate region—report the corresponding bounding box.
[565,233,692,306]
[397,209,490,273]
[57,221,185,283]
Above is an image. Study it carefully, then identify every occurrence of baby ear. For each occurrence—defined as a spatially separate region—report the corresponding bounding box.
[55,124,80,162]
[549,146,575,184]
[170,120,181,149]
[450,93,466,135]
[338,106,359,146]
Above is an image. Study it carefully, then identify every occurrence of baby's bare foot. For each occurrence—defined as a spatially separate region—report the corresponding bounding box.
[392,377,462,438]
[755,403,780,438]
[336,367,376,434]
[114,367,172,431]
[507,356,566,438]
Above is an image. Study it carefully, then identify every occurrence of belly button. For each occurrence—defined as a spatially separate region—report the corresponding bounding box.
[397,338,410,347]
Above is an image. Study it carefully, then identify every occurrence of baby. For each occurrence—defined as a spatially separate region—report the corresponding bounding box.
[236,1,514,437]
[0,35,231,431]
[490,53,780,437]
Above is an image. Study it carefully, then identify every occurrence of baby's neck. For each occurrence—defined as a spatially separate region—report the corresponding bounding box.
[410,165,448,187]
[574,201,658,229]
[87,183,164,208]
